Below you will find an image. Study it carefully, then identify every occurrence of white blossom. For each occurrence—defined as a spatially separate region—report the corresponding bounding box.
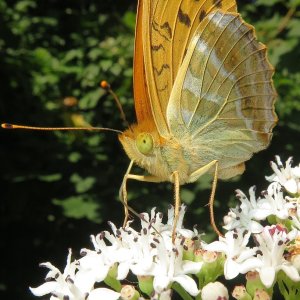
[130,206,202,296]
[223,187,267,233]
[31,205,202,299]
[203,230,262,280]
[30,249,120,300]
[258,182,295,220]
[254,225,300,288]
[150,238,202,296]
[266,156,300,195]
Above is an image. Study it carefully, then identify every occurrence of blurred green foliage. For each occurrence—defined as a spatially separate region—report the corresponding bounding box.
[0,0,299,299]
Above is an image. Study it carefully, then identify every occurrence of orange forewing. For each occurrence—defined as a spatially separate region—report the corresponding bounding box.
[133,0,238,137]
[133,0,155,127]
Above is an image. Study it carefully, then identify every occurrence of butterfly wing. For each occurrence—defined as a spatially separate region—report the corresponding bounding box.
[167,11,277,179]
[133,0,154,126]
[134,0,237,136]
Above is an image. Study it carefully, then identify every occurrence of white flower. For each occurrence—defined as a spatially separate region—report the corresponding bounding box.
[88,288,120,300]
[30,249,120,300]
[151,289,172,300]
[267,156,300,195]
[76,248,110,287]
[258,182,295,220]
[90,228,133,280]
[201,281,229,300]
[290,204,300,231]
[224,182,296,234]
[204,230,262,280]
[254,225,300,288]
[223,187,267,233]
[30,249,81,299]
[31,204,203,299]
[131,205,202,296]
[151,237,202,296]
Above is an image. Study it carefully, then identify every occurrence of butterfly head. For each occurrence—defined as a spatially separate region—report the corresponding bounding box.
[119,121,166,169]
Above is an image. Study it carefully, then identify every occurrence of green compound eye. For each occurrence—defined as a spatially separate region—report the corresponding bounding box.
[136,133,154,155]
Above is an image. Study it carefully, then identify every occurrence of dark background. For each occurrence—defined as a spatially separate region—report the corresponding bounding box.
[1,0,300,299]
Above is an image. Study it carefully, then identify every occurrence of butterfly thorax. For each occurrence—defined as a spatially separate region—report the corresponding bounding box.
[119,122,192,184]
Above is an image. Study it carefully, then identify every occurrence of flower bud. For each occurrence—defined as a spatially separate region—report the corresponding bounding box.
[201,282,228,300]
[120,285,139,300]
[245,271,266,297]
[253,289,271,300]
[232,285,251,300]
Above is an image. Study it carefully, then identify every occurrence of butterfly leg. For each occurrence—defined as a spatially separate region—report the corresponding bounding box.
[119,160,135,226]
[119,161,162,226]
[188,160,223,236]
[171,171,180,243]
[208,161,223,237]
[120,169,184,243]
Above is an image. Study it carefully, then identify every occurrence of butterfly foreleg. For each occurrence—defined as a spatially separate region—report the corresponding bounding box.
[119,160,162,226]
[119,160,134,226]
[188,160,223,237]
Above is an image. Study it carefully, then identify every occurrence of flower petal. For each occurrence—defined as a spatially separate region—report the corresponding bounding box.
[224,259,240,280]
[159,289,172,300]
[258,266,276,288]
[203,241,227,253]
[88,288,120,300]
[181,260,203,274]
[280,265,300,282]
[284,179,298,194]
[153,275,170,293]
[174,275,200,296]
[29,282,58,297]
[238,258,263,274]
[117,262,130,280]
[75,269,96,292]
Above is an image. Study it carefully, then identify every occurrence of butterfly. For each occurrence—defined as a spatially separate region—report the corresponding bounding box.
[2,0,278,236]
[117,0,277,234]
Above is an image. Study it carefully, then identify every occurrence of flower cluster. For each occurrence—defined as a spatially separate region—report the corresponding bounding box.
[31,156,300,300]
[30,206,208,300]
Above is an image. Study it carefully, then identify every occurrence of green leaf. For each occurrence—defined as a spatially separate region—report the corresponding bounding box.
[288,19,300,38]
[62,49,84,63]
[68,152,82,163]
[268,38,298,66]
[79,89,101,109]
[15,0,36,12]
[123,11,136,30]
[290,0,300,8]
[38,173,62,182]
[53,196,102,223]
[256,0,282,6]
[181,188,195,205]
[70,174,96,193]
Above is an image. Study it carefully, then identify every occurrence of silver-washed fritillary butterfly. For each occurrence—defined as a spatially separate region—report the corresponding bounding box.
[118,0,277,235]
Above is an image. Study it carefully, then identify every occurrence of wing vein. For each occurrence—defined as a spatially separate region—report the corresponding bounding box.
[187,12,231,128]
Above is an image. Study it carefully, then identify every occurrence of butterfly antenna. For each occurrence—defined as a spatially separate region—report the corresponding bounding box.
[100,81,130,129]
[1,123,122,134]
